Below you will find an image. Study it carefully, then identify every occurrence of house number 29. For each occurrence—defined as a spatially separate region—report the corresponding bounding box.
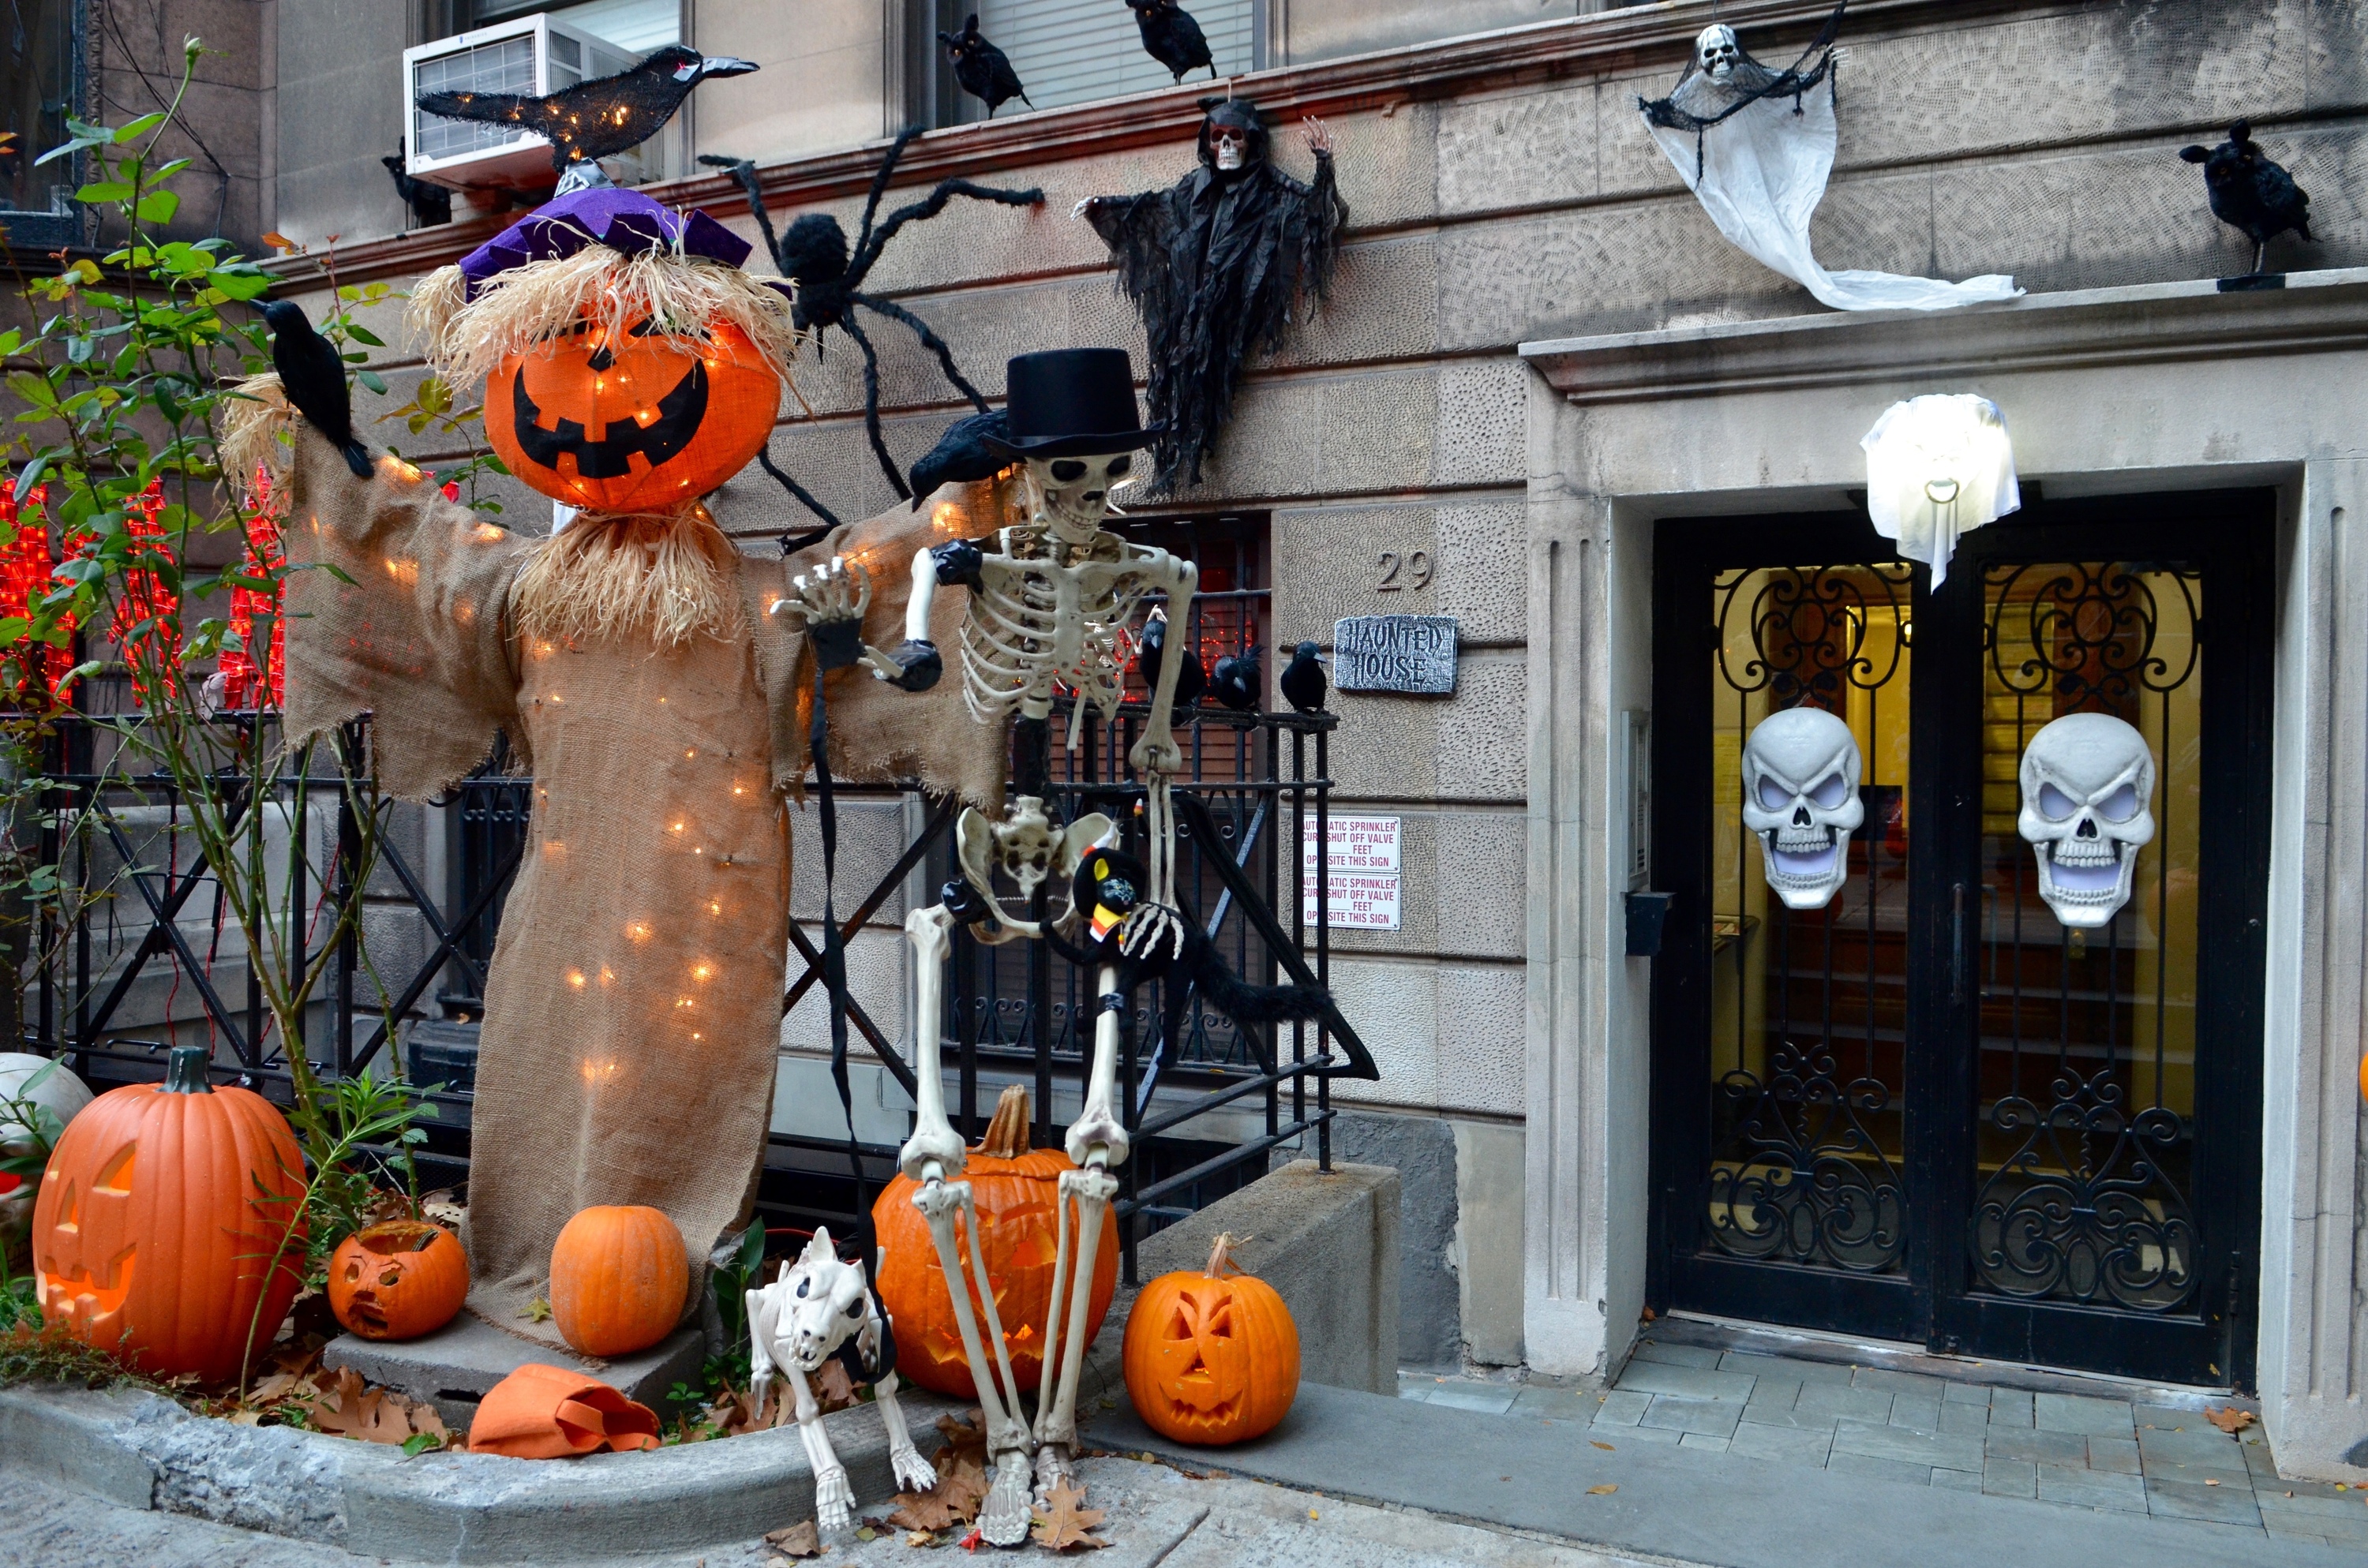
[1376,550,1433,592]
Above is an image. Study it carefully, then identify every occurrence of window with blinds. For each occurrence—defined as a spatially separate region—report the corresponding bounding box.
[939,0,1258,123]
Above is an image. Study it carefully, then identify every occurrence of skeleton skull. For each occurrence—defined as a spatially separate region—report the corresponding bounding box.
[1211,126,1248,172]
[1024,452,1133,544]
[1696,24,1741,82]
[1740,707,1864,911]
[2017,712,2155,929]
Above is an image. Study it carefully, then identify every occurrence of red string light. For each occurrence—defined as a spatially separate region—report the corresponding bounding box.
[107,481,181,708]
[0,485,77,709]
[218,464,286,711]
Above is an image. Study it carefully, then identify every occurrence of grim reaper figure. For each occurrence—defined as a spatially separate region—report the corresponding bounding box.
[1073,98,1347,494]
[1641,6,2019,312]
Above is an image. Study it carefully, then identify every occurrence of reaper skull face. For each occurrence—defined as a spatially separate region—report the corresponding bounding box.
[2017,713,2155,929]
[1211,127,1249,172]
[1696,24,1742,82]
[1740,707,1864,911]
[1024,451,1133,545]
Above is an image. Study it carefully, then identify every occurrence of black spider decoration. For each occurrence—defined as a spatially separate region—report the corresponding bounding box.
[701,129,1042,520]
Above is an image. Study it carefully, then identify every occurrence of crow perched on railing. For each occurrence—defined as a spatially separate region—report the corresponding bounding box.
[1135,606,1206,711]
[1278,642,1328,714]
[1209,647,1260,711]
[2180,119,2314,277]
[1127,0,1217,84]
[415,44,755,181]
[940,14,1031,118]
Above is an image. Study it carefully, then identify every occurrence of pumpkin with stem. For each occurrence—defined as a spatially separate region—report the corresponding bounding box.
[873,1085,1118,1399]
[328,1219,470,1341]
[29,1046,307,1383]
[1123,1231,1298,1445]
[549,1204,689,1357]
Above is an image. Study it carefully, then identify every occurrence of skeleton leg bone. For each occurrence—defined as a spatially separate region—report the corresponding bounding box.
[1032,965,1129,1496]
[789,1363,856,1533]
[873,1368,939,1494]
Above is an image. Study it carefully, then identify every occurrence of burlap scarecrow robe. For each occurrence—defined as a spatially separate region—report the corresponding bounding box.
[273,429,1008,1347]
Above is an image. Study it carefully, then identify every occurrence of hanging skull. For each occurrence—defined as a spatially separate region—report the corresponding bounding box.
[2017,712,2155,929]
[1696,24,1742,82]
[1211,125,1248,172]
[1740,707,1864,911]
[1024,452,1133,544]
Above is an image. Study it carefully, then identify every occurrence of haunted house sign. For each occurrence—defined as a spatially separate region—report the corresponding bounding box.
[1333,615,1458,694]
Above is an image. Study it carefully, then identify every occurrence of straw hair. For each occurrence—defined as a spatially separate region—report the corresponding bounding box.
[510,505,747,651]
[217,372,297,499]
[410,245,802,400]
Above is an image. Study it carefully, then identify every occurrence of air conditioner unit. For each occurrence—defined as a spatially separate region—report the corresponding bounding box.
[403,15,646,193]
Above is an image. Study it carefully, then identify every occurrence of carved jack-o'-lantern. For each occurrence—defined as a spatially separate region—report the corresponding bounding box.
[874,1086,1118,1399]
[328,1219,470,1342]
[1123,1233,1298,1445]
[483,317,781,515]
[31,1046,306,1383]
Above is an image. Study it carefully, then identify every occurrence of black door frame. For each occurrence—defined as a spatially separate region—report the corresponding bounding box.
[1646,491,2272,1390]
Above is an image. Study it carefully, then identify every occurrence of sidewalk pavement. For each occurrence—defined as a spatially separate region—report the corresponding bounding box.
[1398,1334,2362,1551]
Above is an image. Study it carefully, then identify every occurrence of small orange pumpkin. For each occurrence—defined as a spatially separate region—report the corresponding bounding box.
[873,1086,1118,1399]
[30,1046,306,1383]
[1123,1232,1298,1446]
[484,317,780,515]
[549,1204,688,1357]
[328,1219,469,1342]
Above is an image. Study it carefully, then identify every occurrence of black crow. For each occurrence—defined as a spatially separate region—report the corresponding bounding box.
[907,410,1012,507]
[940,15,1031,119]
[2180,118,2313,276]
[416,44,756,178]
[1126,0,1216,84]
[1209,647,1260,711]
[1135,606,1205,709]
[1278,640,1328,713]
[260,301,371,478]
[380,141,451,227]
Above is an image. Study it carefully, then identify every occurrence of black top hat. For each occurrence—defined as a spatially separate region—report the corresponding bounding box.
[987,349,1162,458]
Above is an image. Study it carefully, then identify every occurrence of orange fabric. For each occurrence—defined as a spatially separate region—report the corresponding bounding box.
[468,1363,661,1458]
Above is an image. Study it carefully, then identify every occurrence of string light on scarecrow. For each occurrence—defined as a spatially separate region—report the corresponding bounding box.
[1860,394,2020,587]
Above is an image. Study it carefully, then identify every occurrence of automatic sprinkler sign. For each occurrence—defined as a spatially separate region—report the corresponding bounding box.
[1302,815,1402,930]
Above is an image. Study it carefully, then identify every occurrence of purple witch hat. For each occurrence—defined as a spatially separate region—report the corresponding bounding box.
[455,187,751,298]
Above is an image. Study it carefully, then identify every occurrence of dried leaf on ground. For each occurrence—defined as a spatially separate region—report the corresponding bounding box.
[520,1297,553,1323]
[815,1358,860,1413]
[1590,1440,1614,1451]
[935,1409,987,1455]
[294,1367,441,1447]
[2205,1406,2258,1435]
[421,1189,466,1229]
[764,1519,824,1559]
[905,1530,935,1547]
[1587,1484,1618,1496]
[1030,1477,1110,1551]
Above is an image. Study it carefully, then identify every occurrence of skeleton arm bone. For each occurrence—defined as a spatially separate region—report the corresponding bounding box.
[1129,554,1198,777]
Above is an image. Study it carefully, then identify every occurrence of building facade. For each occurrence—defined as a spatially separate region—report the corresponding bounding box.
[16,0,2368,1480]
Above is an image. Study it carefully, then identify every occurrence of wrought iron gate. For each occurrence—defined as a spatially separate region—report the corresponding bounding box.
[1649,492,2270,1389]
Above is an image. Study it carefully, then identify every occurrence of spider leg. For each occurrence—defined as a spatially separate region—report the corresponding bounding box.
[839,311,912,500]
[853,126,924,261]
[849,178,1046,280]
[860,295,988,412]
[697,155,785,273]
[756,447,842,529]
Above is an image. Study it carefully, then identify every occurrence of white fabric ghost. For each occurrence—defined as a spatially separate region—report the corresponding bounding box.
[1860,394,2021,587]
[1643,24,2021,313]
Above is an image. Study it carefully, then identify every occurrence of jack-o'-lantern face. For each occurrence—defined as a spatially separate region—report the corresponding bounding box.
[485,316,779,515]
[328,1220,469,1342]
[1150,1282,1249,1429]
[41,1143,141,1337]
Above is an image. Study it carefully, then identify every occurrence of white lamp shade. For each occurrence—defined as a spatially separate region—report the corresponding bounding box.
[1860,395,2020,587]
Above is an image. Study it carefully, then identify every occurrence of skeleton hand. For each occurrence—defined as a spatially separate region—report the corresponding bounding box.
[1302,116,1333,157]
[864,638,942,691]
[1829,45,1851,69]
[1120,903,1187,966]
[1128,730,1183,779]
[785,556,873,672]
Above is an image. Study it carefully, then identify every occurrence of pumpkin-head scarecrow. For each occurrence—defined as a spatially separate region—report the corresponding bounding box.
[223,183,1011,1352]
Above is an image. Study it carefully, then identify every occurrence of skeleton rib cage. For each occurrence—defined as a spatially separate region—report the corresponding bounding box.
[957,526,1165,733]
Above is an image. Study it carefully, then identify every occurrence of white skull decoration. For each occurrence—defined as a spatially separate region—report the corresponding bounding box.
[1741,707,1864,911]
[2017,713,2155,929]
[1024,452,1133,544]
[1212,125,1248,172]
[1696,24,1742,82]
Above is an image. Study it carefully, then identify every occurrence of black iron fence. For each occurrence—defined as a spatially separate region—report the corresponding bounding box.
[13,694,1373,1284]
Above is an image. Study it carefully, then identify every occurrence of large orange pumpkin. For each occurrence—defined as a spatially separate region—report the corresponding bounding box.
[328,1219,469,1342]
[30,1046,307,1383]
[874,1086,1118,1399]
[484,317,779,515]
[1123,1232,1298,1445]
[549,1204,688,1357]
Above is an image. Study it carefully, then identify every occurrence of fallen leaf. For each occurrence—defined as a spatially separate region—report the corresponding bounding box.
[1587,1484,1618,1496]
[1640,1307,1657,1323]
[520,1297,553,1323]
[765,1520,823,1559]
[2204,1479,2220,1487]
[906,1530,935,1547]
[856,1526,877,1543]
[1591,1441,1615,1452]
[1030,1476,1110,1551]
[2205,1406,2258,1435]
[887,1485,965,1532]
[228,1409,262,1426]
